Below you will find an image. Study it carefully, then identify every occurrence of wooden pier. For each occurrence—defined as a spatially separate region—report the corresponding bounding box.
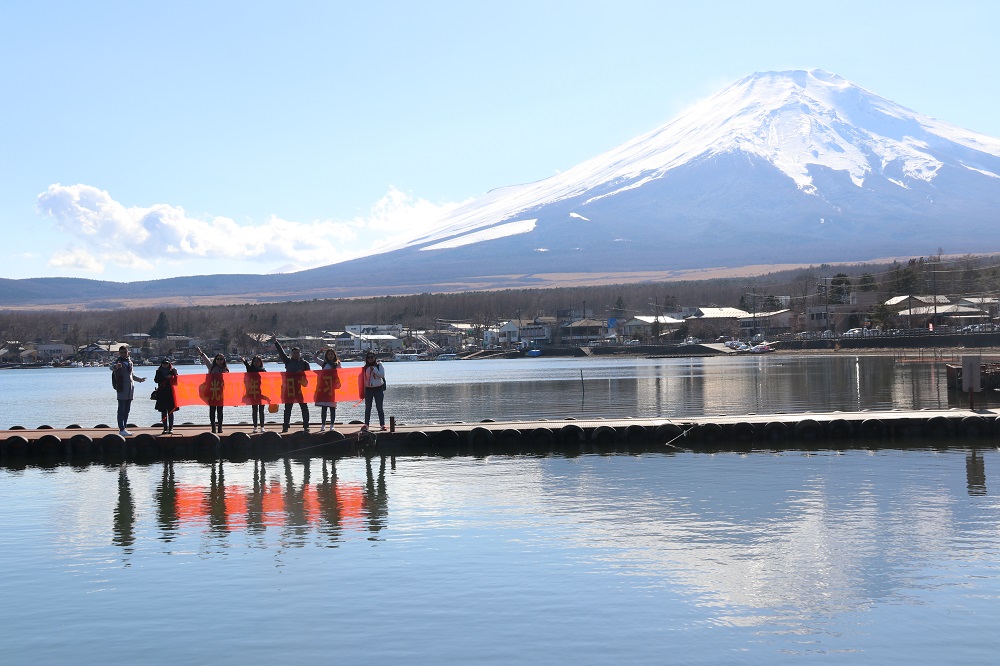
[2,408,999,466]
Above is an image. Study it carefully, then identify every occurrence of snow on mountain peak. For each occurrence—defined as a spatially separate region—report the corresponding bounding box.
[402,69,1000,250]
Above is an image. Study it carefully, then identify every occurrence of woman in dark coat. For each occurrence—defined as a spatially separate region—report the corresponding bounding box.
[153,358,179,433]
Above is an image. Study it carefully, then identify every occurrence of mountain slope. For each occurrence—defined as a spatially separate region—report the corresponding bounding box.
[387,69,1000,262]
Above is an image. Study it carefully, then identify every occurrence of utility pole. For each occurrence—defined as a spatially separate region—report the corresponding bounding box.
[932,258,938,331]
[818,278,830,334]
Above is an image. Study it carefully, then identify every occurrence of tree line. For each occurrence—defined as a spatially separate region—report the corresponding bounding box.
[3,253,999,349]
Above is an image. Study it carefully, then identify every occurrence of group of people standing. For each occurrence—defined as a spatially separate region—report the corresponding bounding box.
[111,339,388,436]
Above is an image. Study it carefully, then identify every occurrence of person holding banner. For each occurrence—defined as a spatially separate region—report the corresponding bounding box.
[315,347,342,432]
[274,337,311,433]
[196,347,229,433]
[241,355,267,432]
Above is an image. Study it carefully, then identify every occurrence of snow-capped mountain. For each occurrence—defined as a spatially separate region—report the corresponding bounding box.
[341,68,1000,280]
[6,69,1000,307]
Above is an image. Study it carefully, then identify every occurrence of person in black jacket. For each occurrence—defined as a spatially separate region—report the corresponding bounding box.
[274,337,311,432]
[153,358,179,433]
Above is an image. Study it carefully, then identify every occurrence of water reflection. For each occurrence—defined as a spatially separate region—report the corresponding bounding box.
[8,449,1000,661]
[365,455,388,538]
[113,464,135,555]
[966,449,987,496]
[531,447,998,642]
[387,355,963,423]
[157,461,179,540]
[136,455,391,547]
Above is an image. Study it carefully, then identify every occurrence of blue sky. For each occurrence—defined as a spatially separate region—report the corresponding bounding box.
[2,0,998,282]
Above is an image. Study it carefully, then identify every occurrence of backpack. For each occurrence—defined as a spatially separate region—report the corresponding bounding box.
[111,366,123,391]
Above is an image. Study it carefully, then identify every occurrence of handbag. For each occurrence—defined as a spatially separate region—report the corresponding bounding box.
[150,389,159,400]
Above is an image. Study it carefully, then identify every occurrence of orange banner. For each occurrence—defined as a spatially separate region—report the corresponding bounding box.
[170,368,362,407]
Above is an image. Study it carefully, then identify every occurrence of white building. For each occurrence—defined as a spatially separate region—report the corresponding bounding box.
[623,315,684,340]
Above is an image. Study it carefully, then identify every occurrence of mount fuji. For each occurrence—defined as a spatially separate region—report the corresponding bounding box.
[6,69,1000,307]
[302,68,1000,290]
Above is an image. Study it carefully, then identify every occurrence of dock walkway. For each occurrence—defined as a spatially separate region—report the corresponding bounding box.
[2,408,998,466]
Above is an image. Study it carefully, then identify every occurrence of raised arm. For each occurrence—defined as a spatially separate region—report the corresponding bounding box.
[274,338,289,363]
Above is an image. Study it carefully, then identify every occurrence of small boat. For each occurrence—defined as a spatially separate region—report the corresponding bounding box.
[436,353,460,361]
[392,352,424,362]
[525,349,542,357]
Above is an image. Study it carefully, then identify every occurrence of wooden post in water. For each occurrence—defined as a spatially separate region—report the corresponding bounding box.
[962,355,981,411]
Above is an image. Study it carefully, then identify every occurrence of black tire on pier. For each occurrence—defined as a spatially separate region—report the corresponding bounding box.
[924,416,953,439]
[860,418,887,440]
[794,419,822,442]
[730,422,755,442]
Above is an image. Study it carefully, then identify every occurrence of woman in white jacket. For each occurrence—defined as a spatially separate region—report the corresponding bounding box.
[361,351,386,431]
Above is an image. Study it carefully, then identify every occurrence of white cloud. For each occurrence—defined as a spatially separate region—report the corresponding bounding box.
[49,247,127,272]
[36,183,463,275]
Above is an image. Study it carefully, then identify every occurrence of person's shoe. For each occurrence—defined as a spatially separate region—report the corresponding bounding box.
[252,426,258,433]
[119,429,132,437]
[319,425,326,432]
[380,426,388,431]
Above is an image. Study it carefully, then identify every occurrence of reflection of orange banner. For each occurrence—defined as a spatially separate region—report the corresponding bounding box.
[174,481,366,529]
[173,368,362,407]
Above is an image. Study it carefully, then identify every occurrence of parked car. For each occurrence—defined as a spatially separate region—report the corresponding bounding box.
[683,337,701,345]
[844,328,865,337]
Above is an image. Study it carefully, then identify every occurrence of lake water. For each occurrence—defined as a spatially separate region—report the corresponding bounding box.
[4,355,1000,663]
[2,450,1000,663]
[0,353,980,429]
